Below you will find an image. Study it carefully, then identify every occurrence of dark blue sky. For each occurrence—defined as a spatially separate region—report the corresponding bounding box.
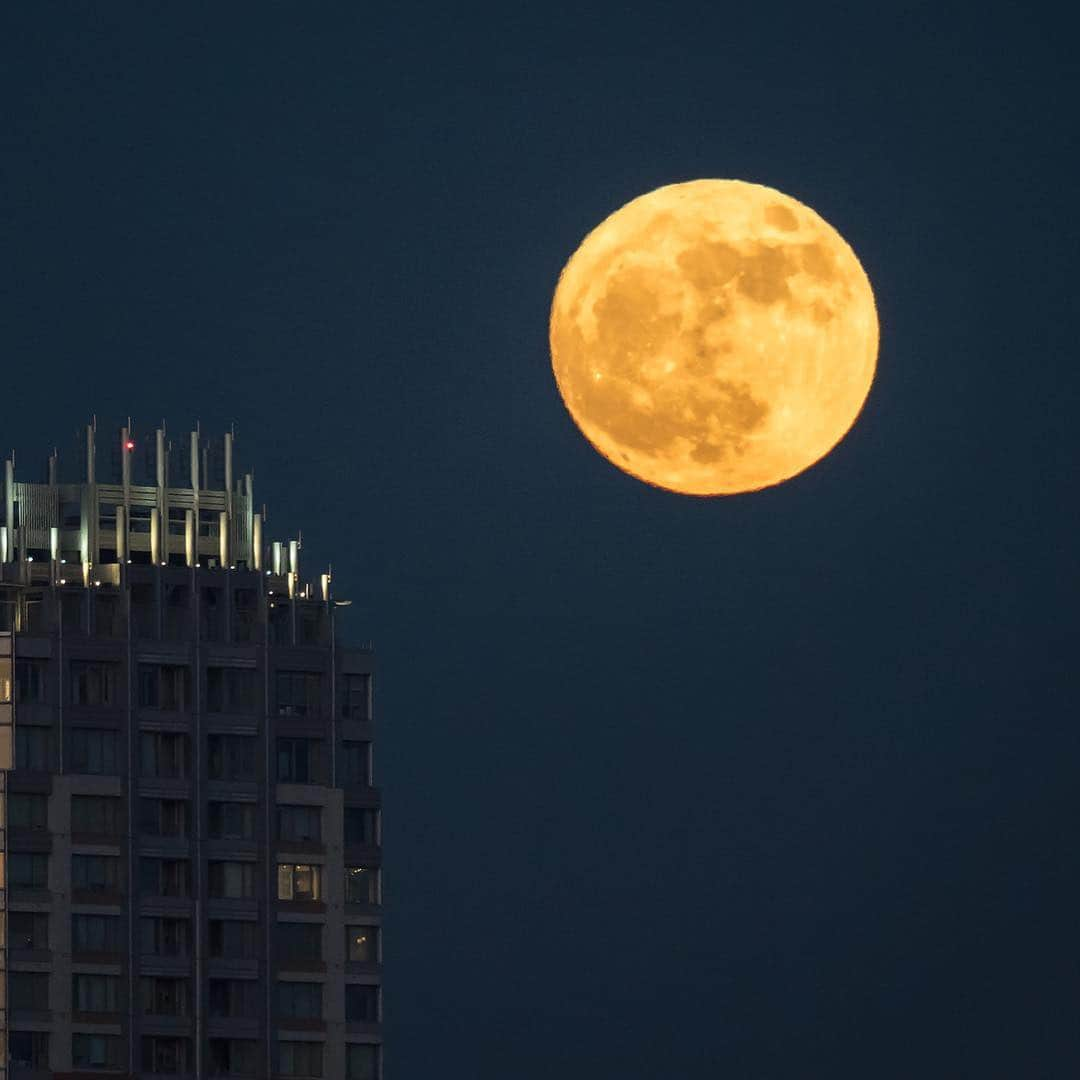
[4,3,1078,1076]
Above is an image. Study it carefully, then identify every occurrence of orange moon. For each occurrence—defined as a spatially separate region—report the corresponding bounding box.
[549,180,878,495]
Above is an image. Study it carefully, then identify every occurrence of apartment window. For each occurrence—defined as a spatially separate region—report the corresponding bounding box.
[233,588,257,643]
[141,977,189,1017]
[209,979,258,1019]
[345,866,380,905]
[278,921,322,964]
[345,984,380,1023]
[345,808,378,846]
[347,926,379,964]
[141,1036,191,1075]
[72,914,123,953]
[279,805,322,844]
[72,794,122,836]
[139,857,191,898]
[138,663,191,710]
[14,658,47,702]
[340,673,371,720]
[8,791,47,830]
[276,671,322,717]
[298,604,324,645]
[73,1034,123,1070]
[208,800,255,840]
[95,590,123,637]
[73,973,122,1013]
[15,726,54,770]
[208,733,256,781]
[202,586,224,641]
[269,602,291,645]
[209,918,258,959]
[70,660,117,706]
[277,864,322,902]
[164,583,191,639]
[208,1038,257,1075]
[341,741,371,785]
[9,852,48,888]
[9,1031,49,1070]
[140,731,190,778]
[72,853,122,892]
[140,797,190,837]
[69,726,119,774]
[208,860,256,899]
[347,1044,379,1080]
[62,592,84,634]
[279,1040,323,1077]
[277,737,322,783]
[10,910,48,949]
[206,666,257,713]
[131,581,156,638]
[11,971,49,1011]
[140,916,190,957]
[278,981,322,1020]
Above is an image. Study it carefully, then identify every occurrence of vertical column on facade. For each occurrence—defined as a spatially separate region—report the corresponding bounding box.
[190,432,200,569]
[0,633,10,1080]
[84,421,96,565]
[4,458,16,563]
[120,426,132,565]
[156,428,168,566]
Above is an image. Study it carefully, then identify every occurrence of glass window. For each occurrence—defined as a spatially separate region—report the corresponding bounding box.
[11,970,49,1010]
[141,977,189,1016]
[207,666,257,713]
[10,852,48,887]
[277,864,322,902]
[140,731,190,778]
[73,1034,124,1070]
[141,1036,191,1075]
[340,673,372,720]
[279,1040,323,1077]
[346,926,379,964]
[70,660,117,706]
[140,916,190,957]
[277,737,321,783]
[207,1038,257,1075]
[278,981,323,1019]
[209,979,258,1019]
[346,1044,379,1080]
[73,973,122,1012]
[9,1031,49,1070]
[10,910,48,949]
[278,922,321,963]
[13,658,47,702]
[72,794,122,835]
[345,866,380,906]
[8,791,47,829]
[276,670,323,717]
[138,663,191,710]
[208,800,255,839]
[208,860,256,899]
[279,805,322,843]
[345,984,379,1022]
[208,733,255,780]
[140,797,190,837]
[209,919,258,959]
[72,853,121,892]
[72,914,123,953]
[345,808,378,846]
[139,857,191,898]
[15,725,54,770]
[69,726,119,774]
[341,741,371,785]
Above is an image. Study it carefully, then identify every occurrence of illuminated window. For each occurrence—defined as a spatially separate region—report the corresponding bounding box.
[346,925,379,963]
[277,864,322,902]
[345,866,379,905]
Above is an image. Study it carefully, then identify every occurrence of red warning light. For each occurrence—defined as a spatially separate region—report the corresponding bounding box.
[124,440,135,451]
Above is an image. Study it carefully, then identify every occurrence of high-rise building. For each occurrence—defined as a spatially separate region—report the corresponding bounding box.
[0,421,381,1079]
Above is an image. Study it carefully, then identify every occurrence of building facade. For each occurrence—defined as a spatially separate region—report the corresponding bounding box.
[0,422,381,1079]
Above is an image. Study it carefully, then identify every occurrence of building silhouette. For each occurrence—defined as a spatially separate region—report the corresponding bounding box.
[0,421,381,1079]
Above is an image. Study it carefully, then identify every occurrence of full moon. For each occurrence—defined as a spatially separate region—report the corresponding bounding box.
[549,179,878,495]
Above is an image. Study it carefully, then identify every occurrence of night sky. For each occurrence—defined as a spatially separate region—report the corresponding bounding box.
[4,4,1078,1077]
